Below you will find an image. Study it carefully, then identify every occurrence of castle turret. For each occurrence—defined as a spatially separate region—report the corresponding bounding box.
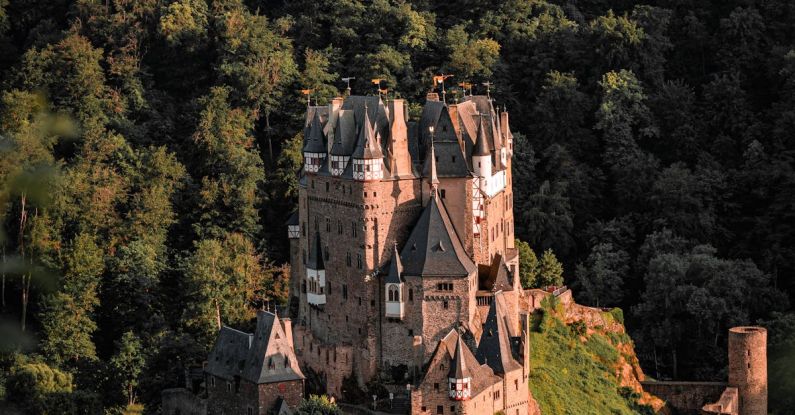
[384,243,405,319]
[306,232,326,306]
[448,337,472,401]
[351,104,384,181]
[729,326,767,415]
[472,114,491,179]
[303,110,327,173]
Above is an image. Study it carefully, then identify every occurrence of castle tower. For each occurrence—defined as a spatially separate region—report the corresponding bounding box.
[351,104,384,181]
[728,326,767,415]
[303,110,327,173]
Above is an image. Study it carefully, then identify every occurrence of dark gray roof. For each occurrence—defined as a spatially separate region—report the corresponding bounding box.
[206,327,252,381]
[307,232,325,270]
[473,114,491,157]
[285,211,298,226]
[399,193,475,277]
[303,110,327,153]
[432,141,470,178]
[352,105,384,159]
[478,253,513,292]
[385,243,404,284]
[206,312,305,384]
[475,293,521,375]
[330,109,356,156]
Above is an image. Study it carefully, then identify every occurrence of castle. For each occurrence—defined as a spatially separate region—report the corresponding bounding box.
[286,91,532,415]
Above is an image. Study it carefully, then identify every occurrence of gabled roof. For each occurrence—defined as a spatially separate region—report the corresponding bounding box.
[206,327,252,381]
[400,193,475,277]
[206,311,304,384]
[243,312,304,383]
[433,141,471,178]
[385,243,404,284]
[427,330,500,396]
[475,292,521,375]
[307,232,325,270]
[303,110,327,153]
[479,253,513,292]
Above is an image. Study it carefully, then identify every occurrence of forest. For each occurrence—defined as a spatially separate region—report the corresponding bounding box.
[0,0,793,413]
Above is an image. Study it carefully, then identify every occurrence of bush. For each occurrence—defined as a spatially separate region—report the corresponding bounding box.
[296,395,342,415]
[609,308,624,325]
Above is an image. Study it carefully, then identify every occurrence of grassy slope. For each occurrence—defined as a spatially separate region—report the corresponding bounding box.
[528,301,652,415]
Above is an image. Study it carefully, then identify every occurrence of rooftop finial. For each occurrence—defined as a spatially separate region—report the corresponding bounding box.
[301,89,312,106]
[342,77,355,96]
[482,81,493,100]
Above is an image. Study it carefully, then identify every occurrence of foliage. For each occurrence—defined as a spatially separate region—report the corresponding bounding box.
[537,249,564,288]
[109,331,145,407]
[295,394,342,415]
[516,239,539,289]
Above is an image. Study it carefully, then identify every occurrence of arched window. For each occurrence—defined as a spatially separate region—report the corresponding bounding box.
[388,285,400,302]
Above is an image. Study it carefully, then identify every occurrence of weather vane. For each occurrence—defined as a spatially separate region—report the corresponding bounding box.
[371,78,384,95]
[482,81,493,99]
[342,77,355,95]
[458,82,472,97]
[433,74,454,103]
[300,89,313,106]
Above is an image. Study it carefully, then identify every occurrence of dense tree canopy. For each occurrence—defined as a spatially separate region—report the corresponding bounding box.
[0,0,794,413]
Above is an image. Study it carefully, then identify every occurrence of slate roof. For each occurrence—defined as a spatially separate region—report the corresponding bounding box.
[449,336,473,379]
[475,292,521,375]
[330,109,356,156]
[431,330,500,397]
[303,110,327,153]
[352,105,383,159]
[473,114,491,157]
[385,243,404,284]
[285,211,298,226]
[399,193,475,277]
[478,253,513,292]
[307,232,325,270]
[205,312,305,384]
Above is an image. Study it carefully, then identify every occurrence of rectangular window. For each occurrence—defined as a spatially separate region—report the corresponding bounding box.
[352,221,358,237]
[338,220,343,234]
[443,300,449,309]
[409,329,414,337]
[437,283,453,291]
[326,182,330,192]
[357,253,363,269]
[440,189,446,199]
[343,284,348,299]
[326,218,331,232]
[346,252,352,267]
[434,383,439,391]
[437,405,443,414]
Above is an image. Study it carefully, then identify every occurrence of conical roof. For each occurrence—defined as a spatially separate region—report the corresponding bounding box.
[303,110,327,153]
[385,243,403,284]
[473,114,490,157]
[423,140,440,187]
[449,336,473,379]
[307,232,325,270]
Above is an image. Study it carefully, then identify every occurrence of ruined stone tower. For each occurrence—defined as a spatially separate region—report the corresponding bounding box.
[728,326,767,415]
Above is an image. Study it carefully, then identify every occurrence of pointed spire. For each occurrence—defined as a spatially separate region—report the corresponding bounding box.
[386,241,403,284]
[304,110,327,153]
[427,138,439,189]
[473,114,490,157]
[449,336,472,379]
[353,102,383,159]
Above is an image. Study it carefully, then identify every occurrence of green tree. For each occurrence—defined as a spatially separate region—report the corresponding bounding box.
[576,243,628,307]
[516,239,539,289]
[296,394,342,415]
[444,24,500,80]
[110,331,145,407]
[537,249,564,288]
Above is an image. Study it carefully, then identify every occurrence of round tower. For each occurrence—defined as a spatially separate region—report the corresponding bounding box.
[728,326,767,415]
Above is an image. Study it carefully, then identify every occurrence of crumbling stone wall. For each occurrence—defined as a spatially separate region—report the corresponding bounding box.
[641,381,727,415]
[702,387,738,415]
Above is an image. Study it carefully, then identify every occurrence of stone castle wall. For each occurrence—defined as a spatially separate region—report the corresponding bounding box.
[728,326,767,415]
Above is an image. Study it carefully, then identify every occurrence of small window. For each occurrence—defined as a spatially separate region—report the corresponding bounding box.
[326,218,331,232]
[338,220,343,234]
[408,329,414,336]
[409,288,414,302]
[352,221,358,237]
[434,383,439,391]
[440,189,446,199]
[437,405,443,414]
[346,252,352,266]
[422,407,427,412]
[343,284,348,299]
[325,182,329,192]
[450,406,455,413]
[357,253,363,269]
[226,382,231,392]
[515,379,519,390]
[210,376,215,387]
[443,300,449,309]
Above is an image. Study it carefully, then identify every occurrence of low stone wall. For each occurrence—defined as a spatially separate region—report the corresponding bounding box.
[161,388,207,415]
[641,381,727,415]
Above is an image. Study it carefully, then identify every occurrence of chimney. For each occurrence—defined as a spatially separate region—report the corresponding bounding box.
[388,99,411,177]
[281,318,294,348]
[426,92,440,102]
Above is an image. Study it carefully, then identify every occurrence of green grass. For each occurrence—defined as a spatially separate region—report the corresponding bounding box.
[528,302,652,415]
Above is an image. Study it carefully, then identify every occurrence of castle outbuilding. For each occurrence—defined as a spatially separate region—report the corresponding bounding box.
[287,92,528,414]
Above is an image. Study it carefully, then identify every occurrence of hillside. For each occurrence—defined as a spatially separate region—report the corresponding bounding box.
[528,296,662,415]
